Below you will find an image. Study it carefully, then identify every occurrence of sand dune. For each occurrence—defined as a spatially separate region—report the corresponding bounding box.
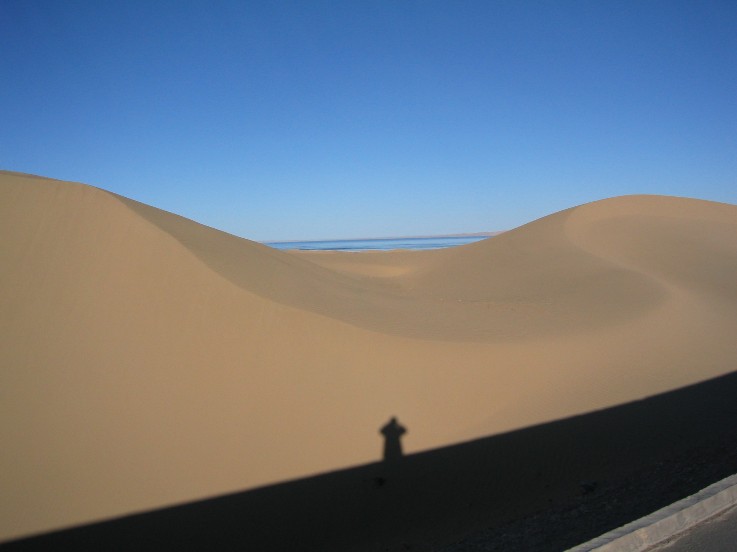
[2,170,737,543]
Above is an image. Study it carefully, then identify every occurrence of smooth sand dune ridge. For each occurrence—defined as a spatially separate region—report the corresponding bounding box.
[2,171,737,542]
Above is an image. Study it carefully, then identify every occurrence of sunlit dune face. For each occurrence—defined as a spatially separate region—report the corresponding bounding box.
[2,172,737,543]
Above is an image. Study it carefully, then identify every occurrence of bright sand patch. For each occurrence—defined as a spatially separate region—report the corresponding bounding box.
[1,171,737,541]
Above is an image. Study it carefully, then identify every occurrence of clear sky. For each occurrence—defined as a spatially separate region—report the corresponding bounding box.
[2,1,736,241]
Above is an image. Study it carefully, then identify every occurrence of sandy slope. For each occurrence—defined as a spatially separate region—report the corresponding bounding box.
[1,171,736,542]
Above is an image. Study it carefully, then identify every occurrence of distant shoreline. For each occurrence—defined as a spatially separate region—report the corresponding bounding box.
[263,231,503,245]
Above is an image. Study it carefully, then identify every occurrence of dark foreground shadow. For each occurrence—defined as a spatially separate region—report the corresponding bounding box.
[7,369,737,552]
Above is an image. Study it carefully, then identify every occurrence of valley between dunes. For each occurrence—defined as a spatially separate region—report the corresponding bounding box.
[2,170,737,544]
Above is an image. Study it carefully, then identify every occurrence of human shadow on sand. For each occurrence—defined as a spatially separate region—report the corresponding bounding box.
[380,416,407,462]
[7,370,737,551]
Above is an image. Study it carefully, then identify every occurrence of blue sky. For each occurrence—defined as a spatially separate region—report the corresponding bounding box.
[2,1,736,241]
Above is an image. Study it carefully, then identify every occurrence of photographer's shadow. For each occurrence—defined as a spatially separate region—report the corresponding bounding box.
[380,416,407,463]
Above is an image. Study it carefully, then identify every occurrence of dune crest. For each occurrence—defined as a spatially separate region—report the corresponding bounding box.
[2,171,737,542]
[121,188,684,341]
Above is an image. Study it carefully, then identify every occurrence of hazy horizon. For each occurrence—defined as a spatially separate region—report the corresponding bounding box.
[262,230,500,244]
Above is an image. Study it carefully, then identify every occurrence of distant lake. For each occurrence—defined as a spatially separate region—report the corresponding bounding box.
[264,236,489,252]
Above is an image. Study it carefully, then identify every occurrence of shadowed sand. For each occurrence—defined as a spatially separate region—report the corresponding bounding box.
[1,171,737,546]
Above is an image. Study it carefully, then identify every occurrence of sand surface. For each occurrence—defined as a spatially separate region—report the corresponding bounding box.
[2,171,737,543]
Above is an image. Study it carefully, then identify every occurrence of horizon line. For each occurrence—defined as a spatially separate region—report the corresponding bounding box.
[261,231,504,245]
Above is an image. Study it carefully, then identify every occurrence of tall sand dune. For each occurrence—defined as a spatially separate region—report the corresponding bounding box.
[2,170,737,543]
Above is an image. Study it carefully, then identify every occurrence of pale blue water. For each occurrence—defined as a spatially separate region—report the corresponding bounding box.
[264,236,487,252]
